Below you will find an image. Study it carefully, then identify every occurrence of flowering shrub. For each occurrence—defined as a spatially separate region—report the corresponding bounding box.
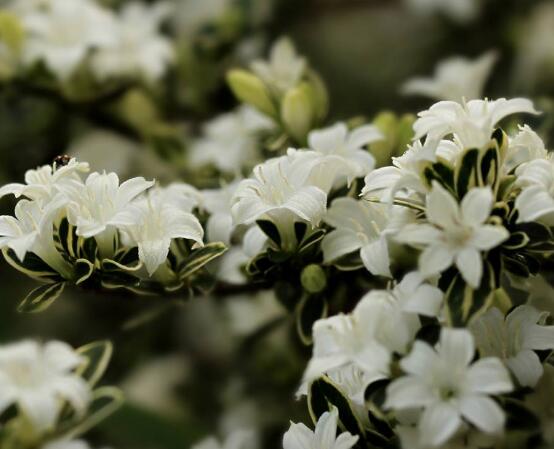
[2,1,554,449]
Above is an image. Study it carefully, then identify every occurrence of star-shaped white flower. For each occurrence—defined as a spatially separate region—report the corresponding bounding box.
[0,197,73,277]
[385,328,513,448]
[321,197,391,277]
[396,182,509,287]
[250,37,306,95]
[402,51,497,102]
[413,98,539,150]
[0,158,89,201]
[503,124,548,174]
[283,407,359,449]
[302,289,419,388]
[0,340,90,432]
[91,2,174,82]
[232,154,326,249]
[289,122,382,193]
[62,171,154,257]
[470,305,554,387]
[116,187,204,275]
[515,158,554,225]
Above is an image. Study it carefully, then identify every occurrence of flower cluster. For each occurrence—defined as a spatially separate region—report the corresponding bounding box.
[0,157,227,311]
[0,338,121,449]
[7,0,174,82]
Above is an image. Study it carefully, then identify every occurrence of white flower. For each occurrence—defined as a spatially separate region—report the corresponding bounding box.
[20,0,116,80]
[251,37,306,94]
[190,106,275,174]
[404,0,480,24]
[42,440,91,449]
[503,124,548,173]
[515,158,554,225]
[91,2,174,82]
[232,154,327,250]
[385,328,513,447]
[283,407,358,449]
[172,0,232,38]
[0,340,90,431]
[202,181,239,245]
[402,51,497,102]
[361,139,460,202]
[390,271,444,318]
[192,430,258,449]
[396,183,509,287]
[413,98,539,150]
[470,305,554,387]
[302,289,419,388]
[291,122,381,193]
[0,158,89,201]
[62,171,154,257]
[321,197,391,277]
[0,197,73,278]
[116,187,204,275]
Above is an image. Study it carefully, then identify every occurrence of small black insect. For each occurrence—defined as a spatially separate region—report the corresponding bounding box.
[53,155,72,170]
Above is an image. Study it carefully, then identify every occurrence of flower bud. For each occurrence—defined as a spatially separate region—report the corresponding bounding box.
[226,69,278,119]
[301,264,327,294]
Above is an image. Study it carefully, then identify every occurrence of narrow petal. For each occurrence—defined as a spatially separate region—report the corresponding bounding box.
[419,244,455,277]
[385,376,434,409]
[455,247,483,288]
[427,182,460,228]
[395,224,442,246]
[465,357,513,394]
[461,187,493,226]
[459,395,506,435]
[507,350,544,387]
[470,225,509,250]
[360,237,391,277]
[438,328,475,367]
[419,401,462,447]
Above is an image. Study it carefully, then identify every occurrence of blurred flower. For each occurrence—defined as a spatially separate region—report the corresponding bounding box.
[283,407,358,449]
[390,271,443,317]
[190,106,275,175]
[116,186,204,275]
[251,37,306,95]
[18,0,116,79]
[0,158,89,201]
[42,440,91,449]
[172,0,232,38]
[91,2,174,82]
[402,51,497,102]
[414,98,539,150]
[396,183,509,287]
[515,158,554,225]
[289,122,381,193]
[0,196,73,277]
[385,328,512,447]
[321,197,391,277]
[470,305,554,387]
[0,340,89,432]
[302,288,419,388]
[503,124,548,173]
[192,429,258,449]
[202,181,240,245]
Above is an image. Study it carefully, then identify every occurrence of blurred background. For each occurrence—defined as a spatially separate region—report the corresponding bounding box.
[2,0,554,447]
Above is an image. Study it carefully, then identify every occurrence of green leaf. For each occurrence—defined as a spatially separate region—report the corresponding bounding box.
[76,341,113,386]
[444,262,495,326]
[296,294,327,345]
[2,248,61,283]
[308,376,366,439]
[74,259,95,285]
[18,282,66,313]
[422,161,455,193]
[62,386,124,440]
[178,242,227,280]
[455,148,479,199]
[502,232,530,251]
[256,219,281,246]
[478,143,500,190]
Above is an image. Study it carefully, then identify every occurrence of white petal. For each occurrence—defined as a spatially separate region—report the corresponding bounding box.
[419,401,462,447]
[284,186,327,225]
[470,225,509,250]
[314,408,338,448]
[139,239,171,275]
[419,244,455,277]
[455,247,483,288]
[360,237,391,277]
[283,422,314,449]
[346,125,383,149]
[403,283,443,317]
[507,350,544,388]
[465,357,513,394]
[427,182,460,228]
[459,395,506,434]
[438,328,475,367]
[461,187,493,226]
[400,340,438,376]
[395,224,442,246]
[385,376,434,409]
[322,230,362,263]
